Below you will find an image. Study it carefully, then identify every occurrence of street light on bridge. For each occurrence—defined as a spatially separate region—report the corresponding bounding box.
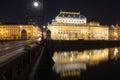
[32,0,44,40]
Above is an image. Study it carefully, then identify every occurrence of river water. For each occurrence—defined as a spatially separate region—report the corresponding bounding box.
[38,46,120,80]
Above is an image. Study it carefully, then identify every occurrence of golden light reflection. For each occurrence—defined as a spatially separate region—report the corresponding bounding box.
[60,71,80,77]
[52,47,120,77]
[112,48,120,60]
[53,63,86,74]
[53,49,108,64]
[114,48,118,56]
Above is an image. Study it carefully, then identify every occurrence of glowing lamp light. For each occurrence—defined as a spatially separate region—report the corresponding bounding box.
[28,31,30,33]
[43,26,46,29]
[20,25,22,28]
[6,31,8,33]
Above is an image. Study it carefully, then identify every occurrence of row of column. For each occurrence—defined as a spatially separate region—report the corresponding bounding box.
[52,31,107,40]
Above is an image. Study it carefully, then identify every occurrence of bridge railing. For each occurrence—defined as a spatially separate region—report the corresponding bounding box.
[0,43,42,80]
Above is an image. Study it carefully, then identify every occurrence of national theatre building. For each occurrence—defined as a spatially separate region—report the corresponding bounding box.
[0,24,41,40]
[47,11,109,40]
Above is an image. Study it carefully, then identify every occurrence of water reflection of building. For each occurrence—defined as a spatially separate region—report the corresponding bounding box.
[0,24,41,40]
[53,49,108,65]
[109,47,120,59]
[52,49,109,77]
[48,11,109,40]
[52,47,120,77]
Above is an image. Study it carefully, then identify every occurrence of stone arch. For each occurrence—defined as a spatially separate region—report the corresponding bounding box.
[21,29,27,40]
[46,29,51,39]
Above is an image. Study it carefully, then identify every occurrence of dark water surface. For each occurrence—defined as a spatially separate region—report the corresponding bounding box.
[38,46,120,80]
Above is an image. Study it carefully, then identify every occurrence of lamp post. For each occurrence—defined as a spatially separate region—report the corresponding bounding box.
[30,2,44,80]
[33,0,44,40]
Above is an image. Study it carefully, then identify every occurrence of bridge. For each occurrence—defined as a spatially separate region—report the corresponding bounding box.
[0,40,50,80]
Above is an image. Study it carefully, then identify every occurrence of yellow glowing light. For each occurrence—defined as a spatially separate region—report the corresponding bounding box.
[70,57,73,61]
[60,71,80,77]
[114,48,118,56]
[6,31,8,33]
[102,53,105,57]
[114,32,118,37]
[87,55,90,59]
[20,25,22,28]
[28,31,30,33]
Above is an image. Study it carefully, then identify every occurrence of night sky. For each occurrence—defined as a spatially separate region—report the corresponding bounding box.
[0,0,120,25]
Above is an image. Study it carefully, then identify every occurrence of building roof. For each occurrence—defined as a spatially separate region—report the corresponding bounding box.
[57,11,86,19]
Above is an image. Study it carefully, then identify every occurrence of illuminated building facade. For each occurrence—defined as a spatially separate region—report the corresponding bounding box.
[109,25,120,40]
[48,11,109,40]
[0,24,41,40]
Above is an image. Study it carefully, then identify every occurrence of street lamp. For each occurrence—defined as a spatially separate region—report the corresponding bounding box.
[32,0,44,41]
[43,26,46,29]
[32,0,44,40]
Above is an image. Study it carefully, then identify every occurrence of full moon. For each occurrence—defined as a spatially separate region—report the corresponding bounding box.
[33,1,39,7]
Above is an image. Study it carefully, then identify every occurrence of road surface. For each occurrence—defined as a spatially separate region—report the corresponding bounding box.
[0,40,34,55]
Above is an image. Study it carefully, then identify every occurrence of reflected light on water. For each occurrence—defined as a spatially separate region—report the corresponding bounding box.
[52,47,120,77]
[114,48,118,56]
[53,63,86,73]
[60,71,80,77]
[53,49,108,64]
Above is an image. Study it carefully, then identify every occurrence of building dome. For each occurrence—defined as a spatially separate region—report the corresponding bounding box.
[55,11,87,24]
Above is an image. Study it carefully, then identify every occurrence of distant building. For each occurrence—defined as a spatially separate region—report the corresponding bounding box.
[0,24,41,40]
[109,24,120,40]
[47,11,109,40]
